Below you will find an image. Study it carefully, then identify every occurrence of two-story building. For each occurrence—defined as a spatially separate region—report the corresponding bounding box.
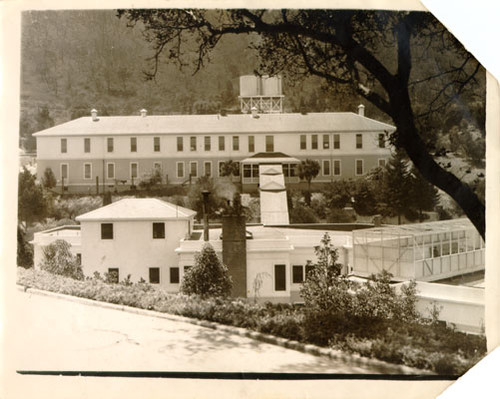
[33,105,394,193]
[74,198,196,285]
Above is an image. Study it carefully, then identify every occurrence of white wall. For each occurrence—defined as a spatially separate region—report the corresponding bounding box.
[395,281,485,334]
[80,218,190,285]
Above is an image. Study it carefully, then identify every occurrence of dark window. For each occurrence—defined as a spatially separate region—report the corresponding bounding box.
[292,265,304,284]
[177,137,183,151]
[333,160,341,176]
[300,135,306,150]
[274,264,286,291]
[190,162,197,177]
[243,164,251,178]
[107,163,115,179]
[265,136,274,152]
[378,133,385,148]
[233,136,239,151]
[356,134,363,149]
[323,134,329,149]
[204,162,211,176]
[84,163,92,179]
[378,159,386,168]
[218,136,225,151]
[333,134,340,149]
[190,136,196,151]
[108,268,119,283]
[248,136,255,152]
[61,164,68,179]
[107,137,113,152]
[131,137,137,152]
[154,137,160,152]
[177,162,184,178]
[356,159,364,175]
[311,134,318,150]
[101,223,113,239]
[153,222,165,239]
[323,160,330,176]
[76,253,82,265]
[130,163,138,179]
[149,267,160,284]
[170,267,180,284]
[84,138,91,153]
[204,136,211,151]
[61,138,67,153]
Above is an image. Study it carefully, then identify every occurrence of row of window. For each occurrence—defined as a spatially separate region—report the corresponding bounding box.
[300,133,385,150]
[105,264,306,290]
[59,158,387,182]
[101,222,165,240]
[60,133,386,155]
[61,136,272,154]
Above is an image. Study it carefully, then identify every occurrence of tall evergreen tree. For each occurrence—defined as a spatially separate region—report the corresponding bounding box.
[382,152,413,224]
[409,166,440,221]
[181,243,232,298]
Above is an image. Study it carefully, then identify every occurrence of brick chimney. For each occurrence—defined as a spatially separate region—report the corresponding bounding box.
[222,215,247,298]
[91,109,98,122]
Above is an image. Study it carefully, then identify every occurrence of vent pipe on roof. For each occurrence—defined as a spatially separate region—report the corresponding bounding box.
[358,104,365,117]
[91,109,98,122]
[251,106,258,118]
[140,109,147,117]
[202,190,210,242]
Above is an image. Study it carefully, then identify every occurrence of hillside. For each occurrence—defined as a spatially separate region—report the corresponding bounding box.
[19,8,485,177]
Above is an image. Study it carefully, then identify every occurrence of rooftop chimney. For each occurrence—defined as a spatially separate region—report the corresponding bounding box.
[358,104,365,117]
[91,109,98,122]
[202,190,210,242]
[251,106,258,118]
[140,108,147,118]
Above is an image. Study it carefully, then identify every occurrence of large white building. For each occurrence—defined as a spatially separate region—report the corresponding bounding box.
[33,75,395,193]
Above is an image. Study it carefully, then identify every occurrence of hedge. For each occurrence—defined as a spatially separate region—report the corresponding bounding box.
[17,268,486,375]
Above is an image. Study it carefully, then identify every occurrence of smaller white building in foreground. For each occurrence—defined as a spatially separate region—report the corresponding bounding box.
[75,198,196,284]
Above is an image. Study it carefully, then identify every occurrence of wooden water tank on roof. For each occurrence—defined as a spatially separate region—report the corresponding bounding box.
[261,75,282,96]
[239,75,261,97]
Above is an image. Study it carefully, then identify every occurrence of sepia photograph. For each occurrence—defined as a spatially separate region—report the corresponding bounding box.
[7,2,496,394]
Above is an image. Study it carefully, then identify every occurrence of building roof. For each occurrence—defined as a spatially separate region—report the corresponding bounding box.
[76,198,197,222]
[33,112,395,137]
[352,218,479,238]
[242,152,300,165]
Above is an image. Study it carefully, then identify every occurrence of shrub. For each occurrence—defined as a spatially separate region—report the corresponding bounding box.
[181,243,232,298]
[42,167,57,189]
[17,267,486,375]
[289,204,319,223]
[39,240,84,280]
[326,208,356,223]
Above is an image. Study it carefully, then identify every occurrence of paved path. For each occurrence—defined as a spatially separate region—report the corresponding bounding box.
[13,289,391,373]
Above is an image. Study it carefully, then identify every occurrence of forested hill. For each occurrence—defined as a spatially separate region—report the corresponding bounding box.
[20,9,485,163]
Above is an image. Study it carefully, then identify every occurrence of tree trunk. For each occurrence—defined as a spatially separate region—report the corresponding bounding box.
[391,88,485,240]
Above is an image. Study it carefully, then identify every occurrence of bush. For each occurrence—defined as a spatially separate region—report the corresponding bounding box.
[17,267,486,375]
[326,208,356,223]
[181,243,232,298]
[39,240,84,280]
[289,204,319,223]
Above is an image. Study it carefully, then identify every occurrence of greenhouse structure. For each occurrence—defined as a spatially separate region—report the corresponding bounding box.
[352,218,484,282]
